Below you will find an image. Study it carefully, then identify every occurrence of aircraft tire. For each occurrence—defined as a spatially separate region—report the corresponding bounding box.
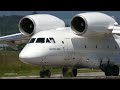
[112,65,119,76]
[62,67,68,77]
[72,69,77,77]
[40,70,45,78]
[40,70,51,78]
[46,70,51,77]
[105,66,112,76]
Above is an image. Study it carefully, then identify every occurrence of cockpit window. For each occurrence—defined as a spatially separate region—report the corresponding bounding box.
[29,38,36,43]
[30,37,55,44]
[49,38,55,43]
[36,38,45,43]
[46,38,51,43]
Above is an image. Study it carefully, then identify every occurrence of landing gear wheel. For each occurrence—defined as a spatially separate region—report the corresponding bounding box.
[112,65,119,76]
[72,69,77,77]
[105,65,112,76]
[46,70,51,77]
[40,70,51,78]
[62,67,68,77]
[40,70,45,78]
[104,65,119,76]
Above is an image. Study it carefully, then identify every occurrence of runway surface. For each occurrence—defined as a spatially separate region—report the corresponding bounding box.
[1,71,120,79]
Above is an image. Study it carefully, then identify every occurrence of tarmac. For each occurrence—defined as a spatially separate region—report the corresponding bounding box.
[1,71,120,79]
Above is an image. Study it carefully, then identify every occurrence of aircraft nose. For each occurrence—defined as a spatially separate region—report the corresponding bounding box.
[19,44,46,64]
[19,47,39,64]
[19,50,31,64]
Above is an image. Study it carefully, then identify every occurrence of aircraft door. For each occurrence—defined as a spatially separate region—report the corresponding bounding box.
[64,38,74,61]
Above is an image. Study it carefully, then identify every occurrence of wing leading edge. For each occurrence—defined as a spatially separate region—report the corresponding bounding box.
[0,33,30,50]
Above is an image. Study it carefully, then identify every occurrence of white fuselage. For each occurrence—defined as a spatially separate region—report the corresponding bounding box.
[19,27,120,69]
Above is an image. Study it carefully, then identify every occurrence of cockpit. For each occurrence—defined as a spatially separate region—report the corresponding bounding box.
[29,38,56,43]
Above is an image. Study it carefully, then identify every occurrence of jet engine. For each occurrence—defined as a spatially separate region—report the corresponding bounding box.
[71,12,117,36]
[18,14,65,36]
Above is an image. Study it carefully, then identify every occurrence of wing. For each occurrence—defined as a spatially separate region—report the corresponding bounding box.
[112,26,120,35]
[0,33,30,50]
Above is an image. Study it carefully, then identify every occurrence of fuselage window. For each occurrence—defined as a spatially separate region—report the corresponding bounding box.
[49,38,55,43]
[46,38,51,43]
[29,38,36,43]
[36,38,45,43]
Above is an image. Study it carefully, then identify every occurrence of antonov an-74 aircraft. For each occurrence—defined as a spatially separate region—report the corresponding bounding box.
[1,12,120,78]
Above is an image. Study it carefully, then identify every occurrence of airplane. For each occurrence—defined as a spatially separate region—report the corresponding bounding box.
[0,12,120,78]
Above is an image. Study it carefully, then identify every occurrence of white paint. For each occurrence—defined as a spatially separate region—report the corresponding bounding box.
[19,27,120,68]
[19,14,65,36]
[1,12,120,70]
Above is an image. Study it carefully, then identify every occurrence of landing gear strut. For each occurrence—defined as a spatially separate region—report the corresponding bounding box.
[40,69,51,78]
[62,67,77,77]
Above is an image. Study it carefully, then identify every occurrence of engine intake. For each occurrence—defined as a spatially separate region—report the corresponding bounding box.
[18,14,65,36]
[71,12,117,36]
[71,16,87,34]
[19,18,35,35]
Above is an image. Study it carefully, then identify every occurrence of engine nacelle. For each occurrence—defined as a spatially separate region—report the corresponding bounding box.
[18,14,65,36]
[71,12,117,36]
